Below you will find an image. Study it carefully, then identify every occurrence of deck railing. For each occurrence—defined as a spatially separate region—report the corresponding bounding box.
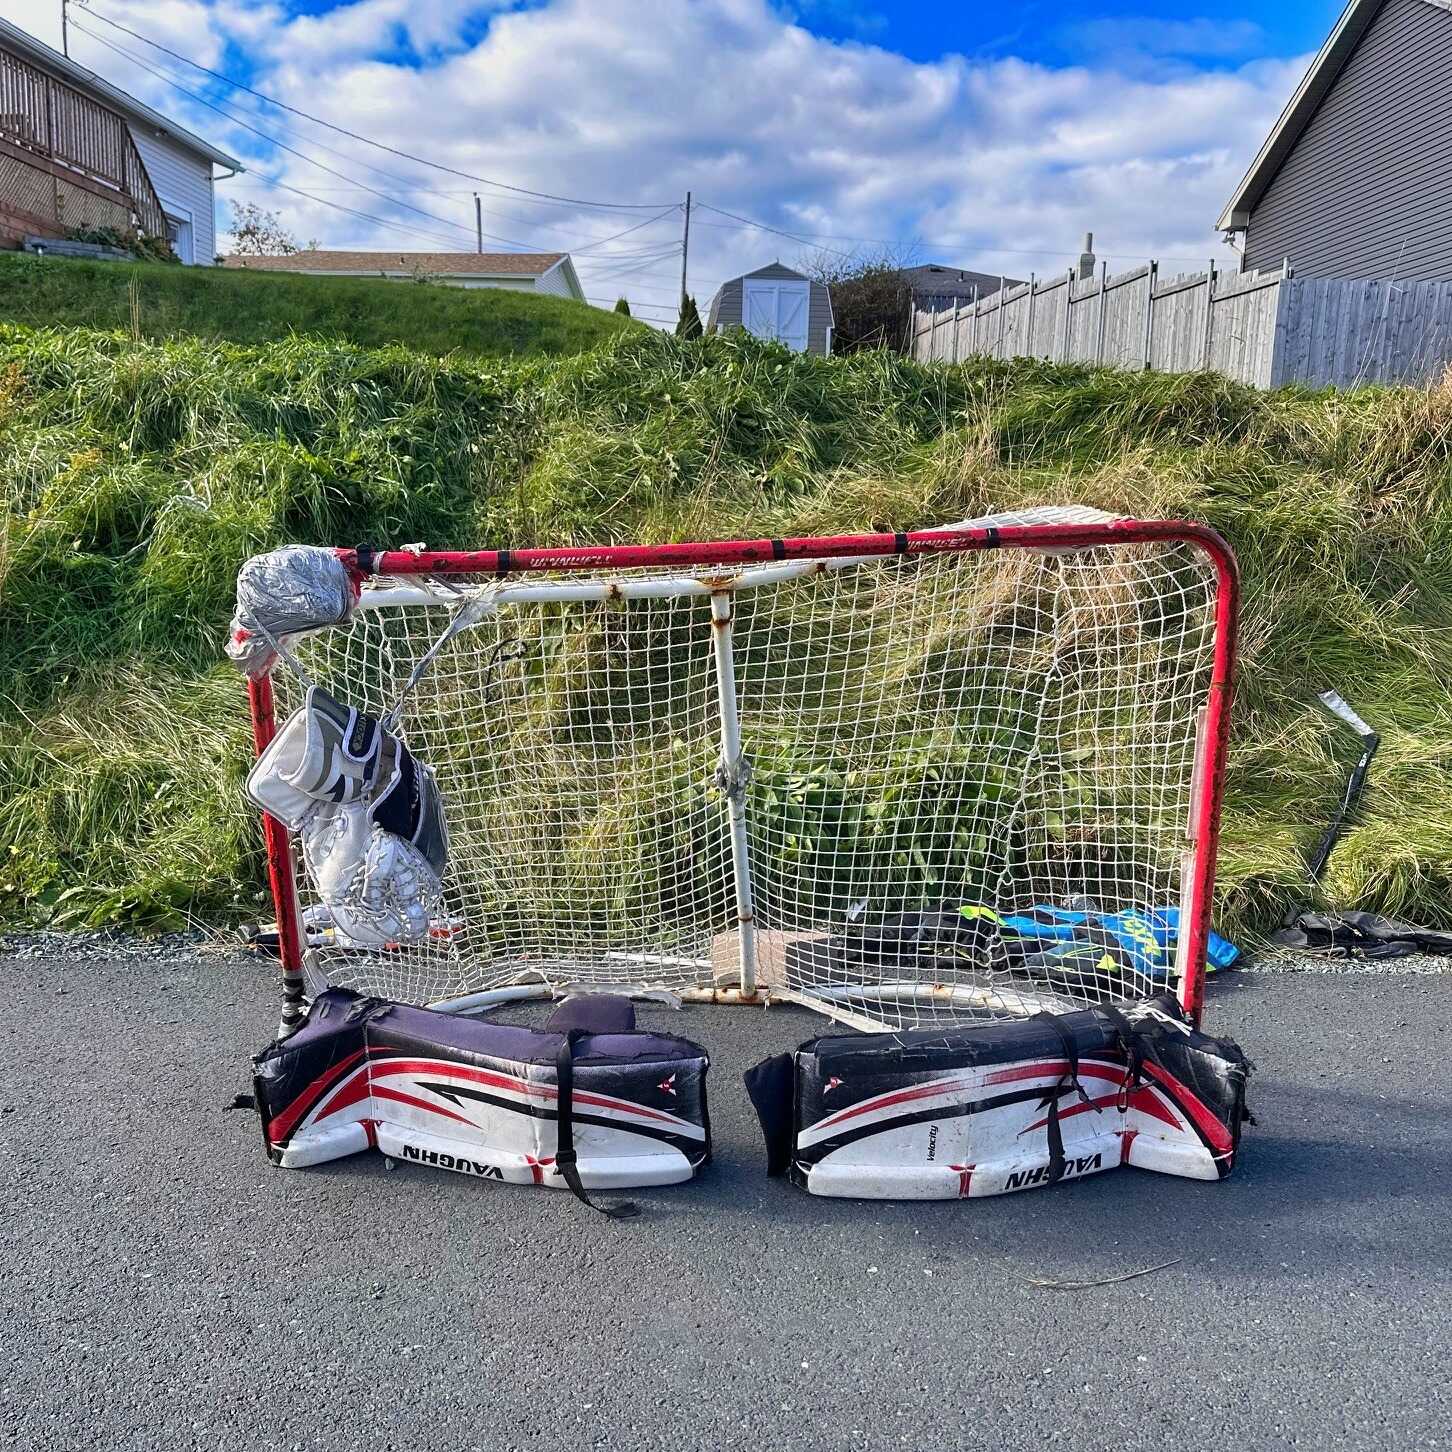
[0,44,168,241]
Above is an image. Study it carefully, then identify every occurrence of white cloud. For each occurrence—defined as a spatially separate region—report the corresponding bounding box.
[0,0,1305,315]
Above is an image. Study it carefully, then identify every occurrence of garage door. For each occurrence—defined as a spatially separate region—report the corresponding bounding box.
[742,278,810,351]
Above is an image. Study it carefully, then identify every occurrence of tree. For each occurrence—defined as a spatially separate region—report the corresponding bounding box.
[227,202,308,257]
[613,296,631,317]
[803,249,918,354]
[675,293,703,339]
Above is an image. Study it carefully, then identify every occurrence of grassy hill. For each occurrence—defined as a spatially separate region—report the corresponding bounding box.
[0,252,636,359]
[1,322,1450,942]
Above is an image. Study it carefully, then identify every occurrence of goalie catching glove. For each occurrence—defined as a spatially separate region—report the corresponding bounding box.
[745,994,1252,1200]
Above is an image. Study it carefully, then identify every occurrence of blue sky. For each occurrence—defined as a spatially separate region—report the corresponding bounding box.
[244,0,1343,67]
[790,0,1341,64]
[0,1,1339,320]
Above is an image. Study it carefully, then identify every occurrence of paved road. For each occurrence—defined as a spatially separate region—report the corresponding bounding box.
[2,947,1449,1452]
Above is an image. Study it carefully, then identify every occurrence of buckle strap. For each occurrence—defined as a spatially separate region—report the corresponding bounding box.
[554,1031,639,1221]
[1031,1011,1098,1186]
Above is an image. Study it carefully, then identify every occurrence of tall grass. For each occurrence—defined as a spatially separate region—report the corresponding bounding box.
[2,321,1450,940]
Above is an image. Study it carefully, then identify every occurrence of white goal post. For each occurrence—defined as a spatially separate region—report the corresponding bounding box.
[247,508,1238,1034]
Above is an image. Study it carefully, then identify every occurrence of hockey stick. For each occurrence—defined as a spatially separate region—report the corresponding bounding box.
[1274,692,1452,958]
[1304,690,1380,884]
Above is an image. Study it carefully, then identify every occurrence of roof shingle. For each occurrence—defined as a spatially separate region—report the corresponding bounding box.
[222,250,566,276]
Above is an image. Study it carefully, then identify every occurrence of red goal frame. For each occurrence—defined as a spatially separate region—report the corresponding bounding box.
[247,521,1238,1033]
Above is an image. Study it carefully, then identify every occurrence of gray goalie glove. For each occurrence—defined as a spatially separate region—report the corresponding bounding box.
[247,687,448,947]
[227,545,358,679]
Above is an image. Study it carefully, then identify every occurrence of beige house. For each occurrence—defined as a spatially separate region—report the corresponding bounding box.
[224,249,585,300]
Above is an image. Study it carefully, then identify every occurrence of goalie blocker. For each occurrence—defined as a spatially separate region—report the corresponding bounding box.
[745,995,1252,1199]
[251,989,710,1211]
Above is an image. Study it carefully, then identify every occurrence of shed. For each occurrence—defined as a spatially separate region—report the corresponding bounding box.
[706,262,833,354]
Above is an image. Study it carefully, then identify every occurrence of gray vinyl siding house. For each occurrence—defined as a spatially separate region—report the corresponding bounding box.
[706,262,833,354]
[904,264,1020,313]
[1219,0,1452,279]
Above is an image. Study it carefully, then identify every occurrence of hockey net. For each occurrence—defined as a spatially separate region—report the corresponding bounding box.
[256,508,1236,1031]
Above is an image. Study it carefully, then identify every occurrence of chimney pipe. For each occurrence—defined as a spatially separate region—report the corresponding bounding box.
[1078,232,1096,282]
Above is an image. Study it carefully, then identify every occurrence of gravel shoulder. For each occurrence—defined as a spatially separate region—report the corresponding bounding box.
[2,938,1449,1452]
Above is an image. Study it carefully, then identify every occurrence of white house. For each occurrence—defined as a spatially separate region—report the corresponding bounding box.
[223,250,587,301]
[0,15,242,265]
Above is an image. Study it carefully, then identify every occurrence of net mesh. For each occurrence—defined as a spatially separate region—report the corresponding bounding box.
[272,509,1222,1028]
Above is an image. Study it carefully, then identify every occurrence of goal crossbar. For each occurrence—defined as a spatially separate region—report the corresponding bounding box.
[247,517,1237,1034]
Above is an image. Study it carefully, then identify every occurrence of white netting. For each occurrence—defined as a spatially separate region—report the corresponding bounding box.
[269,509,1223,1028]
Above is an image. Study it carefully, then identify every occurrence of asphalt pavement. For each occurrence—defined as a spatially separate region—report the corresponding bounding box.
[1,942,1449,1452]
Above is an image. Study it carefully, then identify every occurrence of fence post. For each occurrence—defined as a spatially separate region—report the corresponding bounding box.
[1060,268,1073,362]
[1095,261,1108,364]
[996,275,1007,358]
[1142,259,1157,370]
[970,286,980,356]
[1025,273,1037,358]
[1202,259,1218,369]
[951,297,961,363]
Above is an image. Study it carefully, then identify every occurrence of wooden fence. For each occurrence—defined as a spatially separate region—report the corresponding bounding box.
[911,259,1452,390]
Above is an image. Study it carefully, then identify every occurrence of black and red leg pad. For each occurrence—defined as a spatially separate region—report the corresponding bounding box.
[252,988,710,1190]
[745,993,1252,1199]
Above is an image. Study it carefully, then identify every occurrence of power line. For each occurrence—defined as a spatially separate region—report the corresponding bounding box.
[75,4,1215,272]
[76,18,685,264]
[74,1,674,212]
[72,20,529,249]
[694,202,854,260]
[691,208,1226,267]
[566,210,685,254]
[583,296,679,315]
[225,181,683,251]
[583,286,693,307]
[576,245,683,276]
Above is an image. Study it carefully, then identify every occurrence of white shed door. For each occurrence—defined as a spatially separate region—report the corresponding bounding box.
[742,278,810,351]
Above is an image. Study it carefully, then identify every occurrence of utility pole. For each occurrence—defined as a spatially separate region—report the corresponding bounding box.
[679,191,691,320]
[474,193,482,254]
[61,0,69,57]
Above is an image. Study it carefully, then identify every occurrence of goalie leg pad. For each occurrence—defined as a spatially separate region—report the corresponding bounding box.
[252,989,710,1190]
[745,993,1251,1200]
